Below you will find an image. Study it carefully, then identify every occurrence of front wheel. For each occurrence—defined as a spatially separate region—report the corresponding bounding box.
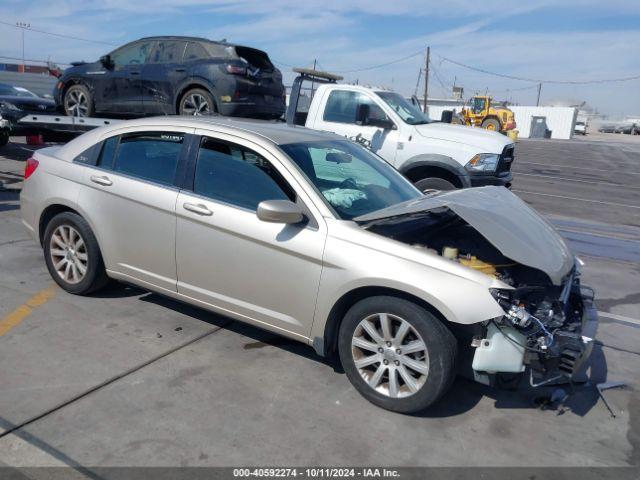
[63,84,94,117]
[414,177,457,193]
[338,296,457,413]
[43,212,108,295]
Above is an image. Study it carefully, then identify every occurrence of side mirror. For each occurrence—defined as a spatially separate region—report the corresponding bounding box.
[99,55,113,69]
[257,200,304,224]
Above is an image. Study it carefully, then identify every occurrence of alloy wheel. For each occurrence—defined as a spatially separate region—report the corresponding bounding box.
[182,93,211,115]
[351,313,429,398]
[65,90,89,117]
[49,225,88,284]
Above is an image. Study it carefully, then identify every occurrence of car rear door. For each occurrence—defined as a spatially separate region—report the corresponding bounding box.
[175,130,326,338]
[142,40,188,115]
[77,126,194,291]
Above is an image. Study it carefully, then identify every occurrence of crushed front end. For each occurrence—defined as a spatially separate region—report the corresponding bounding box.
[473,266,598,387]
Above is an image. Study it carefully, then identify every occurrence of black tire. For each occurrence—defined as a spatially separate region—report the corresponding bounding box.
[0,130,9,147]
[63,84,94,117]
[338,296,457,413]
[43,212,108,295]
[414,177,457,192]
[481,118,501,131]
[178,88,216,116]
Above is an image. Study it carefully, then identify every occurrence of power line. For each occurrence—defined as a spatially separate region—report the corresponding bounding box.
[435,52,640,85]
[333,49,424,73]
[0,20,117,46]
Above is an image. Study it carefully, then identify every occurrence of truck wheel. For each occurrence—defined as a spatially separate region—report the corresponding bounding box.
[481,118,500,131]
[63,84,94,117]
[179,88,215,116]
[0,130,9,147]
[338,296,457,413]
[414,177,456,193]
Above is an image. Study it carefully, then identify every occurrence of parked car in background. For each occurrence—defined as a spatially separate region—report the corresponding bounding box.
[615,123,639,135]
[574,121,587,135]
[0,82,56,136]
[54,36,285,119]
[598,123,617,133]
[288,75,514,192]
[20,116,597,413]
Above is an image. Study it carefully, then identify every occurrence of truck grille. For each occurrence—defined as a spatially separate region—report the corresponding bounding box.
[497,145,515,174]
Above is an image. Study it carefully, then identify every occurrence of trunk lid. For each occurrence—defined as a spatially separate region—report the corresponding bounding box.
[355,186,574,285]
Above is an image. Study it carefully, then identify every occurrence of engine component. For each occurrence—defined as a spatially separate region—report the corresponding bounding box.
[471,323,526,373]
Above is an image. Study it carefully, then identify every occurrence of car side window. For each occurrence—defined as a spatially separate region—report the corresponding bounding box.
[112,132,183,186]
[193,137,294,211]
[149,41,187,64]
[323,90,388,124]
[110,41,155,67]
[183,42,209,62]
[96,136,119,168]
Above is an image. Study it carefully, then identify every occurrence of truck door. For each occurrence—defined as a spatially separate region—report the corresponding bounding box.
[313,89,400,165]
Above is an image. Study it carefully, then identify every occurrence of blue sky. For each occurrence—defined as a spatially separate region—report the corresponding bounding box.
[1,0,639,117]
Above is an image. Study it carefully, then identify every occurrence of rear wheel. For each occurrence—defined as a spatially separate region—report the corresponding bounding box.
[481,118,500,131]
[63,84,93,117]
[338,296,457,413]
[43,212,108,295]
[179,88,215,116]
[414,177,457,193]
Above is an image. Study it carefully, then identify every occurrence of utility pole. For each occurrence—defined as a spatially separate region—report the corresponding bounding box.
[15,22,30,71]
[536,82,542,106]
[422,46,430,113]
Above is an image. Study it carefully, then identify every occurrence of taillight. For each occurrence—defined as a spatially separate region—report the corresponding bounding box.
[226,64,247,75]
[24,157,39,180]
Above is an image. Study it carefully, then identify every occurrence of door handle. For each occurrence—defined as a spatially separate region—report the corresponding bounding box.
[183,202,213,216]
[90,175,113,186]
[130,71,140,76]
[174,68,186,72]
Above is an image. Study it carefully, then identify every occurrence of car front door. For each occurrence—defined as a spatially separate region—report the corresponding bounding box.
[175,131,326,338]
[142,40,188,115]
[104,40,156,115]
[315,89,400,164]
[77,127,193,291]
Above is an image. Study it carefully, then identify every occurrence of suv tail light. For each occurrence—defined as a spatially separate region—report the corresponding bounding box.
[24,157,39,180]
[226,64,247,75]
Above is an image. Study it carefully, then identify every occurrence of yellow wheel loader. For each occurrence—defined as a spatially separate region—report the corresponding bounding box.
[454,96,516,133]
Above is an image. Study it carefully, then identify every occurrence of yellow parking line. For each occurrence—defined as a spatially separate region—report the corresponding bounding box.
[0,285,56,336]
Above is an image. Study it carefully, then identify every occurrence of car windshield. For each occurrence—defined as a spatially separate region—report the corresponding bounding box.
[0,84,38,98]
[280,140,422,220]
[376,91,431,125]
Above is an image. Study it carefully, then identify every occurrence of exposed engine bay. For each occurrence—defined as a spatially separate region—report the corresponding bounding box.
[362,207,598,388]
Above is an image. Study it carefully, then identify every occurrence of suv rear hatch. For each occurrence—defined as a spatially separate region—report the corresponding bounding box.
[230,46,283,97]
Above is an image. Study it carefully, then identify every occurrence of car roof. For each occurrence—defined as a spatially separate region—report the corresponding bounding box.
[56,116,346,161]
[136,35,230,45]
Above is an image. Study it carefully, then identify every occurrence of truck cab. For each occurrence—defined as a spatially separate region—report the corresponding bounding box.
[288,71,514,191]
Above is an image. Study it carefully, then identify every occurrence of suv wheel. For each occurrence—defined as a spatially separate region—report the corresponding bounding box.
[179,88,215,116]
[338,296,457,413]
[414,177,456,193]
[63,84,93,117]
[43,212,108,295]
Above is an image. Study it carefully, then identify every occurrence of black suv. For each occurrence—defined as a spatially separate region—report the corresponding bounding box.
[54,36,285,119]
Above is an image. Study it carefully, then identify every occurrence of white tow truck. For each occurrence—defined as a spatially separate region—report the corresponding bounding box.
[286,69,515,191]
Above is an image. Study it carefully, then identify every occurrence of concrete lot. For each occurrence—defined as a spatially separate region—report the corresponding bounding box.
[0,133,639,469]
